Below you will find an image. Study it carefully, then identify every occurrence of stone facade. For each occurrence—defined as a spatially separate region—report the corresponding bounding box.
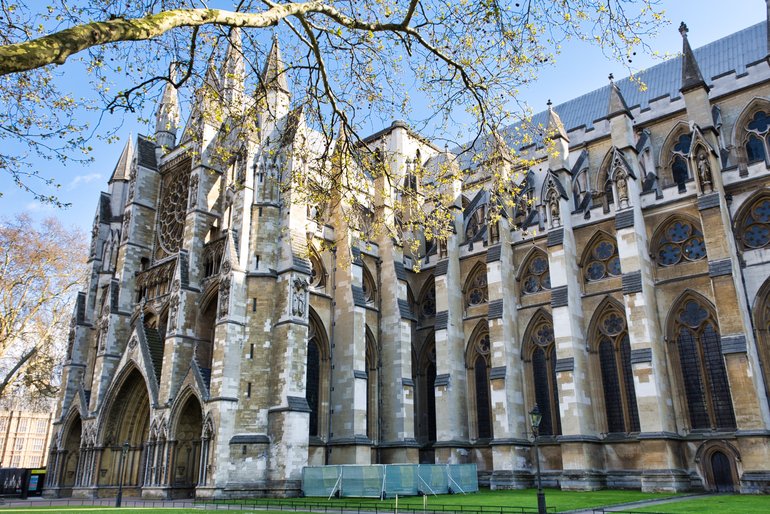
[46,16,770,499]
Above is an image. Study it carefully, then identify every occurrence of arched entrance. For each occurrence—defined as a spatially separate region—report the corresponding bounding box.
[171,394,203,497]
[709,451,737,492]
[59,416,82,496]
[100,368,151,496]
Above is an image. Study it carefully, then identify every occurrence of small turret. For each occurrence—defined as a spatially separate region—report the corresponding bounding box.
[258,35,291,131]
[607,74,634,149]
[679,22,709,94]
[221,27,245,109]
[109,136,134,184]
[155,68,180,151]
[546,100,570,172]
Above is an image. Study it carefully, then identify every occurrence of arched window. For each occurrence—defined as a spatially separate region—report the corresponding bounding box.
[583,235,621,282]
[418,279,436,322]
[309,251,326,288]
[745,111,769,163]
[737,195,770,250]
[653,218,707,266]
[464,264,488,307]
[671,296,736,431]
[362,265,377,304]
[593,307,640,433]
[414,335,437,444]
[469,332,493,439]
[753,280,770,408]
[521,250,551,295]
[306,311,330,439]
[365,330,378,442]
[306,337,321,437]
[525,314,560,436]
[465,205,486,242]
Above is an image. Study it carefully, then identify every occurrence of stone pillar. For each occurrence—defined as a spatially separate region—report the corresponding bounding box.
[489,218,530,489]
[433,180,470,463]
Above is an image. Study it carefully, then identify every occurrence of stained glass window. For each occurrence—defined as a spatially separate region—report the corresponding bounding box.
[739,197,770,250]
[420,282,436,320]
[584,238,621,282]
[668,133,692,193]
[673,298,736,431]
[306,339,321,437]
[745,111,769,163]
[475,354,492,439]
[595,309,640,434]
[655,219,707,266]
[465,266,489,307]
[529,318,561,436]
[521,253,551,294]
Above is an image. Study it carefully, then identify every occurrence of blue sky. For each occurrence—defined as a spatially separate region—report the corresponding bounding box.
[0,1,765,232]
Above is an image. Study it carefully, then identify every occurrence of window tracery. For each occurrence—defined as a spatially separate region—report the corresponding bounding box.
[309,253,326,288]
[362,266,376,304]
[745,111,769,163]
[465,266,489,307]
[156,159,191,258]
[584,237,621,282]
[594,307,640,433]
[671,297,736,431]
[738,195,770,250]
[521,252,551,294]
[419,280,436,321]
[654,219,707,266]
[527,316,560,436]
[465,205,486,241]
[469,332,492,440]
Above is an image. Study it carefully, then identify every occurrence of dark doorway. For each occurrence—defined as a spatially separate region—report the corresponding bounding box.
[710,451,736,492]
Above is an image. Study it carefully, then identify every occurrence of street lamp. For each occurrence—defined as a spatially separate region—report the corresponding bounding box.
[115,441,130,508]
[529,405,547,514]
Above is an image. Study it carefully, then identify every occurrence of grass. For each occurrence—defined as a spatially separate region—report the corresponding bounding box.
[205,487,681,512]
[634,494,770,513]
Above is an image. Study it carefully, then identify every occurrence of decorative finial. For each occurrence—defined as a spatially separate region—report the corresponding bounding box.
[608,73,614,83]
[546,99,553,109]
[272,30,279,43]
[679,22,689,38]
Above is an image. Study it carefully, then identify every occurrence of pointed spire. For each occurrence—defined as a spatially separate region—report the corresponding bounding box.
[221,27,245,92]
[109,136,135,183]
[607,74,632,119]
[260,35,289,94]
[679,22,709,94]
[546,100,569,141]
[155,65,180,149]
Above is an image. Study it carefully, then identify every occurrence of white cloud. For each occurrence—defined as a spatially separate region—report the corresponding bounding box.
[68,173,102,190]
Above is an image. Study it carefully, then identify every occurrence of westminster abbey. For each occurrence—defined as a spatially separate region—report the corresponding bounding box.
[46,8,770,499]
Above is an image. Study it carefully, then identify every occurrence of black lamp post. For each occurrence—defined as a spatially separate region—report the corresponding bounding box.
[529,405,547,514]
[115,441,130,508]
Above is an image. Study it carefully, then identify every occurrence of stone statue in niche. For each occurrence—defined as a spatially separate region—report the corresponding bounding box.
[127,168,136,201]
[488,218,500,244]
[697,150,713,193]
[218,277,231,319]
[615,168,629,208]
[121,210,131,242]
[547,183,560,227]
[438,238,448,260]
[188,174,199,209]
[292,276,309,317]
[168,280,181,330]
[90,223,99,256]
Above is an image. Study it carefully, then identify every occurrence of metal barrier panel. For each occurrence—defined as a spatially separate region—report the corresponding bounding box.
[302,465,342,497]
[417,464,449,495]
[447,463,479,493]
[340,465,385,498]
[383,464,418,498]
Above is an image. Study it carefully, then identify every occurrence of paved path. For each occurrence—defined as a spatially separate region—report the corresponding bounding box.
[564,493,714,513]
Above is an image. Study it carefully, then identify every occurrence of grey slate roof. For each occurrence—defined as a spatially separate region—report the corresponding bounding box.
[460,22,766,160]
[548,22,766,133]
[136,135,158,170]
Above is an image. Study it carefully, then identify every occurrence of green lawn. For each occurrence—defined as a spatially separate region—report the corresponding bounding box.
[635,494,770,513]
[205,487,681,512]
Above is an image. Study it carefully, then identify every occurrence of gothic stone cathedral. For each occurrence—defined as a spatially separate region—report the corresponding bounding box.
[46,13,770,499]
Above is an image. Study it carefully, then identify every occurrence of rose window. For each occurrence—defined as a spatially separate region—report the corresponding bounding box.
[656,220,706,266]
[522,254,551,294]
[157,166,190,254]
[740,197,770,250]
[585,239,621,282]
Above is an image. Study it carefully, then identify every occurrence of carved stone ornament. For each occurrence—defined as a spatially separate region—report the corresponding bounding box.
[97,312,110,352]
[121,210,131,242]
[128,336,138,350]
[188,173,199,209]
[438,238,448,260]
[67,316,76,359]
[128,168,136,202]
[697,149,713,193]
[221,260,231,276]
[90,222,99,256]
[291,276,309,317]
[218,277,231,319]
[546,179,561,227]
[615,167,629,207]
[168,294,180,332]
